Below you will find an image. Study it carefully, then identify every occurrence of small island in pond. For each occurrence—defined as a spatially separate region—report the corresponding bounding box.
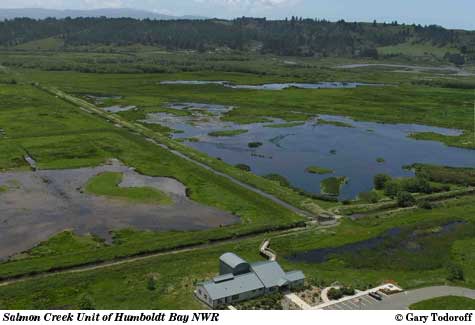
[305,166,334,175]
[208,129,248,137]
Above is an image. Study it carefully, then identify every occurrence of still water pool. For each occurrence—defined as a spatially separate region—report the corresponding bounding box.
[160,80,381,90]
[286,221,467,264]
[142,103,474,200]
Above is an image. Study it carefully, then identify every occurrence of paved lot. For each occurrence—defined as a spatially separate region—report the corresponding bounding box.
[323,293,384,310]
[371,286,475,310]
[323,286,475,310]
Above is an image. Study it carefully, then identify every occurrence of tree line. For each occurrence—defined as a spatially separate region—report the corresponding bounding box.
[0,17,474,61]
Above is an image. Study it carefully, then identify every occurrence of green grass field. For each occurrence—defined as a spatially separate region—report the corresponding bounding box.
[378,41,460,59]
[410,296,475,310]
[85,172,173,205]
[14,37,65,51]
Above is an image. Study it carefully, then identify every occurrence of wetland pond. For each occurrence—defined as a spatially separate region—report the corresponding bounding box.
[286,221,468,264]
[141,102,474,200]
[160,81,382,90]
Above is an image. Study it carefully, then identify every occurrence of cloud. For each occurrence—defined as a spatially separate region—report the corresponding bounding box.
[0,0,301,15]
[214,0,293,6]
[191,0,302,16]
[0,0,125,9]
[193,0,300,9]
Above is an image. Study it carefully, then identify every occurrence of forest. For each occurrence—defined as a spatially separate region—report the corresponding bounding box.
[0,17,473,63]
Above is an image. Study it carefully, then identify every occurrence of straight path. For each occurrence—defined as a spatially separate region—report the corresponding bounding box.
[43,85,323,220]
[161,141,315,218]
[0,243,203,288]
[285,293,311,310]
[0,85,333,288]
[0,224,310,289]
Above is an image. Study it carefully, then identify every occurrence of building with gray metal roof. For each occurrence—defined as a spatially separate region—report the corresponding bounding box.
[196,253,305,308]
[219,252,250,276]
[250,261,288,288]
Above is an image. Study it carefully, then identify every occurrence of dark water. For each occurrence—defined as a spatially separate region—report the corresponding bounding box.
[167,102,233,114]
[141,104,474,200]
[286,221,467,264]
[160,80,381,90]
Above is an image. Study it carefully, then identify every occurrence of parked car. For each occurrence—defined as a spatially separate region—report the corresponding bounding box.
[369,292,383,301]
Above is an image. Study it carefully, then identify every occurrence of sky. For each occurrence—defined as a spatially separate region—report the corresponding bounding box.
[0,0,474,30]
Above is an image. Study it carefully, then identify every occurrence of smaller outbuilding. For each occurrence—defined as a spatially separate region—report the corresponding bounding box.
[195,253,305,308]
[219,252,250,276]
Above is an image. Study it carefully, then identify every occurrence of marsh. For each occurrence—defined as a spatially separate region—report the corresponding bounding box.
[143,107,474,200]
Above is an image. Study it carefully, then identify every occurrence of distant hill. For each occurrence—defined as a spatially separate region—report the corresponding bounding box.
[0,8,206,20]
[0,16,473,64]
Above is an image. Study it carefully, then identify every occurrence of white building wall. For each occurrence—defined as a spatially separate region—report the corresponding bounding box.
[195,286,265,308]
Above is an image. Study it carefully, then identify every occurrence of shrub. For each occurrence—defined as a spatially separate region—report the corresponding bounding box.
[264,174,291,188]
[237,293,283,310]
[327,287,355,300]
[248,142,263,148]
[359,191,379,203]
[445,53,465,66]
[374,174,392,190]
[400,178,432,194]
[360,47,379,59]
[418,200,433,210]
[397,191,416,207]
[412,164,475,186]
[341,286,355,296]
[384,180,400,197]
[147,276,157,291]
[327,288,343,300]
[447,263,464,282]
[235,163,251,172]
[78,294,95,310]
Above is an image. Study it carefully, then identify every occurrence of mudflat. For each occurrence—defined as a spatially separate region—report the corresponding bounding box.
[0,160,239,260]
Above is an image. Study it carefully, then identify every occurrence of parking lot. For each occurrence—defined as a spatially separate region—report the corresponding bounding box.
[320,285,475,310]
[322,292,387,310]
